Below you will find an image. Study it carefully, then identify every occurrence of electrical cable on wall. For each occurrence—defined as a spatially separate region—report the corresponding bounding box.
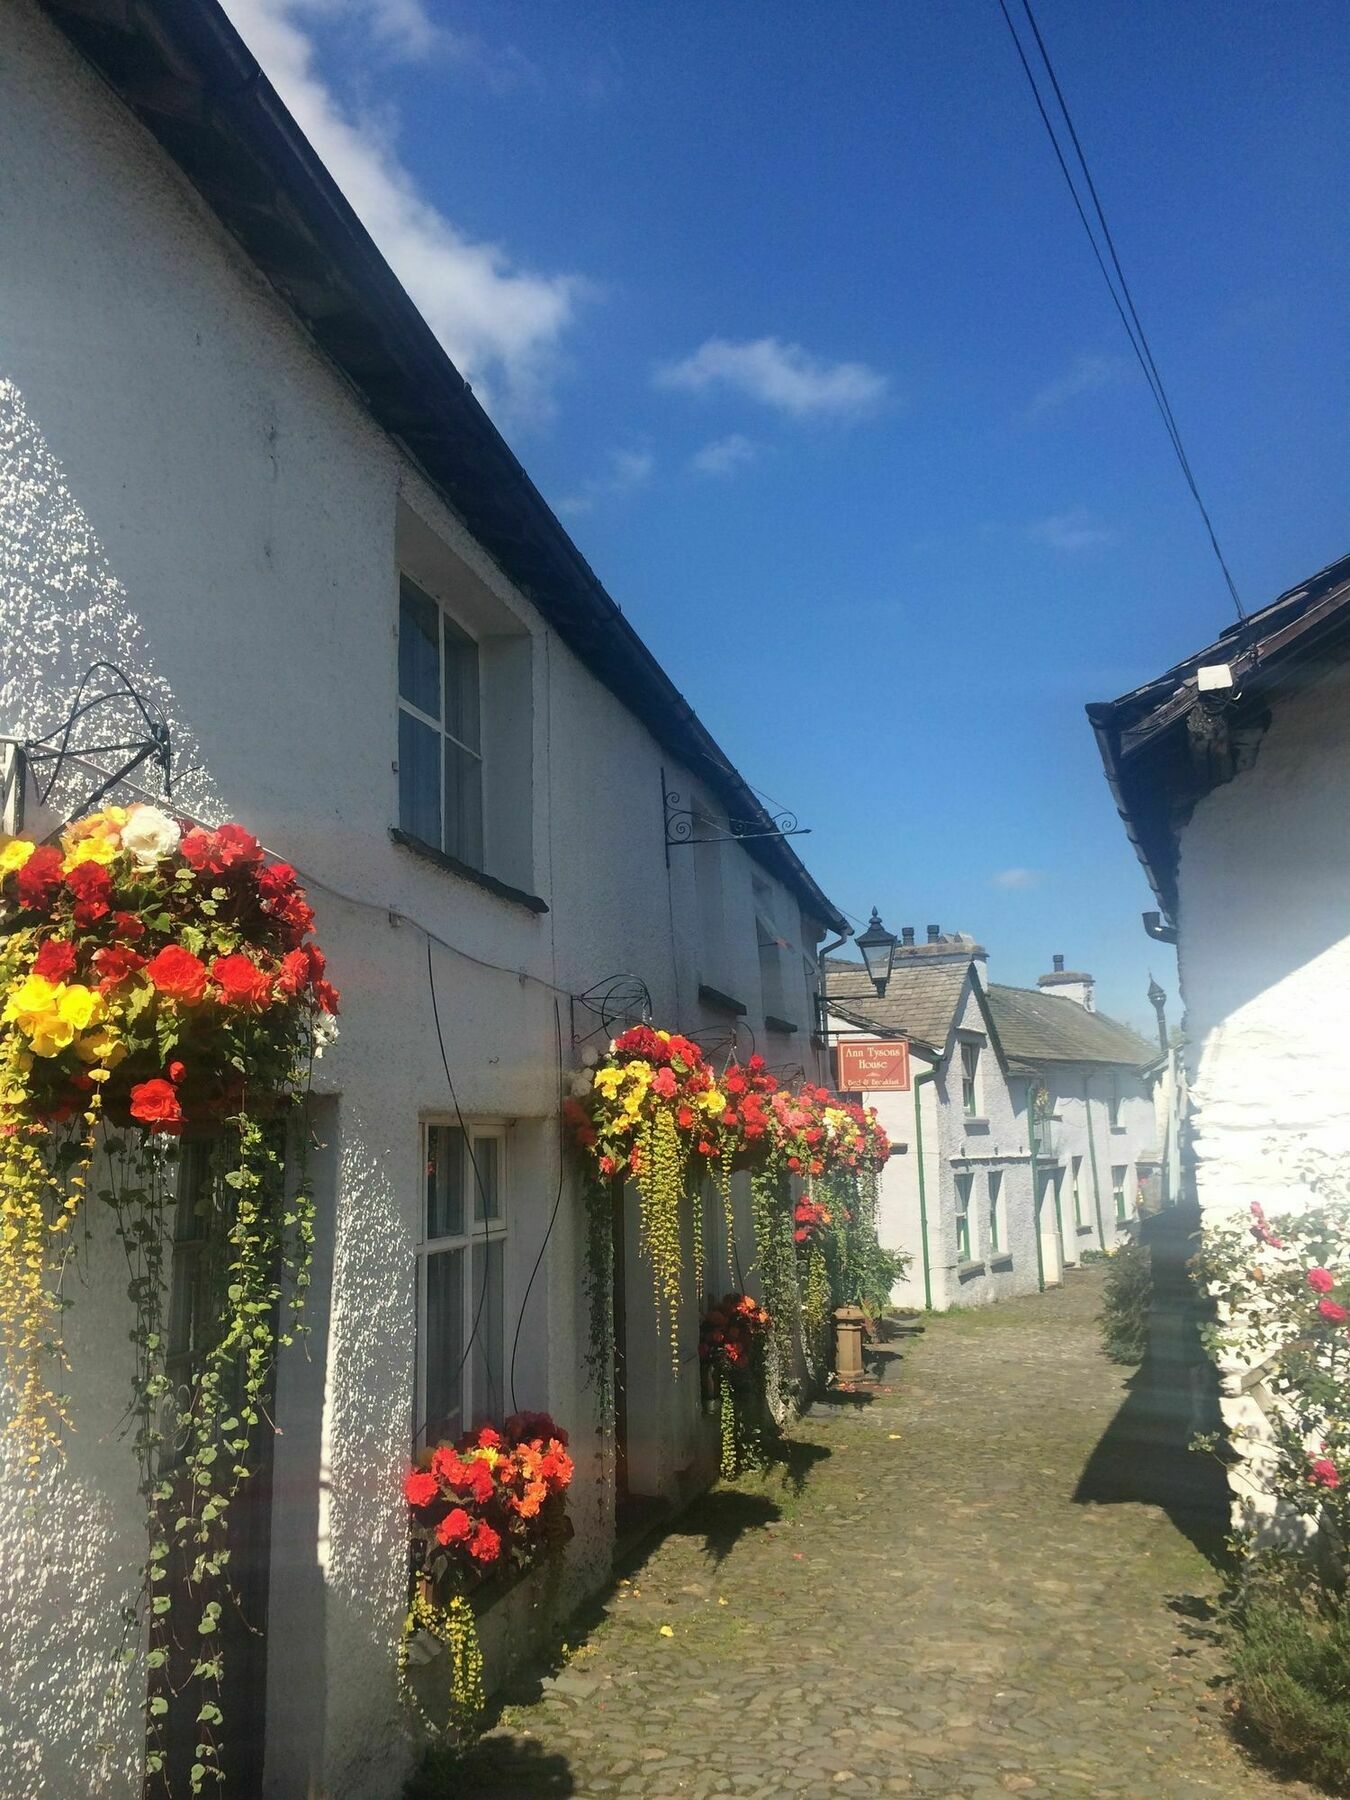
[507,998,567,1415]
[995,0,1246,623]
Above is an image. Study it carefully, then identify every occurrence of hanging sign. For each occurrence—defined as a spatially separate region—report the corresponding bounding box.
[835,1038,910,1092]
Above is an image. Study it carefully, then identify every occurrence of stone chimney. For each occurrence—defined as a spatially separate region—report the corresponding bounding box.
[1038,952,1095,1011]
[890,926,988,969]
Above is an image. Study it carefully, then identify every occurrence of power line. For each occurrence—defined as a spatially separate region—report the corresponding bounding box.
[996,0,1246,623]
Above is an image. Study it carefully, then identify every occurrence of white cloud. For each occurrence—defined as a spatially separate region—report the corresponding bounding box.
[1026,353,1122,419]
[220,0,585,424]
[655,337,888,421]
[1027,509,1117,553]
[689,434,757,477]
[555,448,654,515]
[991,868,1044,891]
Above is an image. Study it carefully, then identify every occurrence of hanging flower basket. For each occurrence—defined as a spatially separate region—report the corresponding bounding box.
[0,805,336,1791]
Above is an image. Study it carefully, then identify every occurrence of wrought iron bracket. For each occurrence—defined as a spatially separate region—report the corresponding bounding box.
[661,765,808,866]
[22,662,173,825]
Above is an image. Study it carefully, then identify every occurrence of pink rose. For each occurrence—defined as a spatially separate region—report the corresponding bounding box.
[1310,1458,1341,1490]
[1319,1298,1349,1325]
[1308,1268,1335,1294]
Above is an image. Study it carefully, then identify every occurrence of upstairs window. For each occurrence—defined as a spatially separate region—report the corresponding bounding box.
[960,1041,981,1117]
[398,575,484,872]
[754,876,788,1024]
[1108,1072,1122,1130]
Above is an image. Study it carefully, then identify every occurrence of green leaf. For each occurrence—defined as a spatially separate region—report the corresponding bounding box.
[152,1596,171,1615]
[148,1697,169,1717]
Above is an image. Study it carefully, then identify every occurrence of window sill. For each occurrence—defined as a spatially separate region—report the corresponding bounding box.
[1109,1125,1127,1135]
[698,983,747,1018]
[963,1116,990,1133]
[764,1014,798,1035]
[1077,1223,1095,1236]
[989,1252,1013,1271]
[390,829,548,914]
[956,1257,986,1279]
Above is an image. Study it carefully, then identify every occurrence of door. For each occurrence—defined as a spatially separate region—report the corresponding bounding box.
[150,1138,276,1799]
[1038,1168,1064,1289]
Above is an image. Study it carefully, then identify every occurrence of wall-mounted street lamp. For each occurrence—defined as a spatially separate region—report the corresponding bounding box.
[854,908,899,998]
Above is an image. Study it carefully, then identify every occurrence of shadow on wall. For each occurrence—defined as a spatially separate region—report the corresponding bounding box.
[1072,1206,1230,1563]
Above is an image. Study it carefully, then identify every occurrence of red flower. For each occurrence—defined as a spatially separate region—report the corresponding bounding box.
[181,823,262,874]
[276,948,310,997]
[1308,1268,1335,1294]
[1310,1458,1341,1490]
[476,1425,504,1450]
[256,860,299,903]
[405,1468,439,1508]
[435,1507,474,1547]
[32,939,77,983]
[1319,1299,1350,1325]
[112,911,146,942]
[65,861,112,926]
[468,1521,502,1564]
[167,1061,186,1084]
[212,952,273,1011]
[312,978,341,1016]
[92,945,145,993]
[651,1067,678,1100]
[676,1106,695,1131]
[15,845,63,909]
[129,1078,184,1133]
[145,944,209,1004]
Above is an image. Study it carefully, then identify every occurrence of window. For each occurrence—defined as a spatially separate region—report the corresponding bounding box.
[1071,1155,1084,1227]
[398,574,484,870]
[987,1170,1003,1253]
[1108,1072,1122,1130]
[417,1122,507,1444]
[960,1041,981,1117]
[1112,1164,1129,1222]
[754,876,787,1024]
[955,1172,973,1261]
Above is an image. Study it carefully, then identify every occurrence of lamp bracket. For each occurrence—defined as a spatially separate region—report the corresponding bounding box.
[22,663,173,826]
[661,766,808,865]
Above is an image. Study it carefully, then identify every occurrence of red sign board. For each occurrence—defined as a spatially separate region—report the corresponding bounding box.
[835,1038,911,1092]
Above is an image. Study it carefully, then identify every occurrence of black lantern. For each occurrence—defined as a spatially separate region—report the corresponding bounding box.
[855,908,899,997]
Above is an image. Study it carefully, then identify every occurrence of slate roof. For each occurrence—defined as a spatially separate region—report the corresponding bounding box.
[986,985,1155,1070]
[826,962,1155,1071]
[37,0,846,936]
[825,963,970,1056]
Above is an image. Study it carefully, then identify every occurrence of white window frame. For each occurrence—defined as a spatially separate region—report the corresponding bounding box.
[415,1119,509,1446]
[1108,1071,1122,1130]
[1112,1163,1129,1222]
[397,572,485,870]
[1071,1154,1084,1226]
[987,1169,1003,1254]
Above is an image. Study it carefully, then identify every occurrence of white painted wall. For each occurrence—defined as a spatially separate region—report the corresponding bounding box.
[1176,659,1350,1528]
[0,7,833,1794]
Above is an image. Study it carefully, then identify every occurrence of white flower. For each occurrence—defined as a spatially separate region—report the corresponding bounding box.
[313,1013,340,1060]
[569,1070,593,1098]
[121,804,181,867]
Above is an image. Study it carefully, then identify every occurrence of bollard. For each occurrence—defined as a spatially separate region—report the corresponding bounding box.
[833,1305,867,1384]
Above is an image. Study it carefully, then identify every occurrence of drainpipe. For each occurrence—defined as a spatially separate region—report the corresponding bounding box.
[913,1068,936,1311]
[1028,1082,1045,1293]
[1083,1073,1107,1248]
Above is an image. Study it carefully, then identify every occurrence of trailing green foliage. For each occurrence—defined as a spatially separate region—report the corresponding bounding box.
[1098,1238,1152,1363]
[1227,1565,1350,1792]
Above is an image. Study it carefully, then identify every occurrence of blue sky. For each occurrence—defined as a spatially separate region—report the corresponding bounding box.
[224,0,1350,1029]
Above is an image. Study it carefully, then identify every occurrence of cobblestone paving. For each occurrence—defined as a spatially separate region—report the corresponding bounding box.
[445,1272,1313,1798]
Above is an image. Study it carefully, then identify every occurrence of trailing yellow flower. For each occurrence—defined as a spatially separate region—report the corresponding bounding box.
[0,837,35,875]
[60,835,119,871]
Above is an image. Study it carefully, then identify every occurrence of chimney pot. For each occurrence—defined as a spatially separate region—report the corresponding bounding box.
[1052,953,1065,973]
[927,924,940,943]
[901,926,915,946]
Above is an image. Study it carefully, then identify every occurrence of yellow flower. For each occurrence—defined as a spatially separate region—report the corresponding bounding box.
[0,837,36,876]
[699,1088,726,1114]
[74,1025,124,1067]
[61,834,119,871]
[593,1067,625,1100]
[2,973,62,1028]
[56,984,103,1033]
[63,806,127,843]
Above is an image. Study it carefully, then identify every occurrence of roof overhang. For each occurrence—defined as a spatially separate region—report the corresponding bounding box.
[1087,552,1350,919]
[37,0,848,935]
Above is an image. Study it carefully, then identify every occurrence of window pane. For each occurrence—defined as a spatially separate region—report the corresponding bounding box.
[399,577,441,717]
[425,1248,465,1444]
[426,1125,467,1239]
[442,615,481,753]
[469,1237,505,1425]
[399,709,441,847]
[444,739,484,869]
[472,1136,501,1222]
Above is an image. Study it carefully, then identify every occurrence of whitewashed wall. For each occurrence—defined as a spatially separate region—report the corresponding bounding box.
[1177,659,1350,1529]
[1036,1069,1157,1266]
[0,5,832,1795]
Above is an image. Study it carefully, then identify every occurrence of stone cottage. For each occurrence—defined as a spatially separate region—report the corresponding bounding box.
[827,930,1157,1310]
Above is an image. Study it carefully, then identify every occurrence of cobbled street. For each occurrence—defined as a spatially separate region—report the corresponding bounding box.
[444,1270,1313,1798]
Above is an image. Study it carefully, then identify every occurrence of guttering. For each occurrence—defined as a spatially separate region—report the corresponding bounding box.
[1083,1073,1107,1249]
[1027,1080,1045,1293]
[912,1068,936,1311]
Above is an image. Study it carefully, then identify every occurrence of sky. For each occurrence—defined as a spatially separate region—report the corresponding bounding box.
[222,0,1350,1031]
